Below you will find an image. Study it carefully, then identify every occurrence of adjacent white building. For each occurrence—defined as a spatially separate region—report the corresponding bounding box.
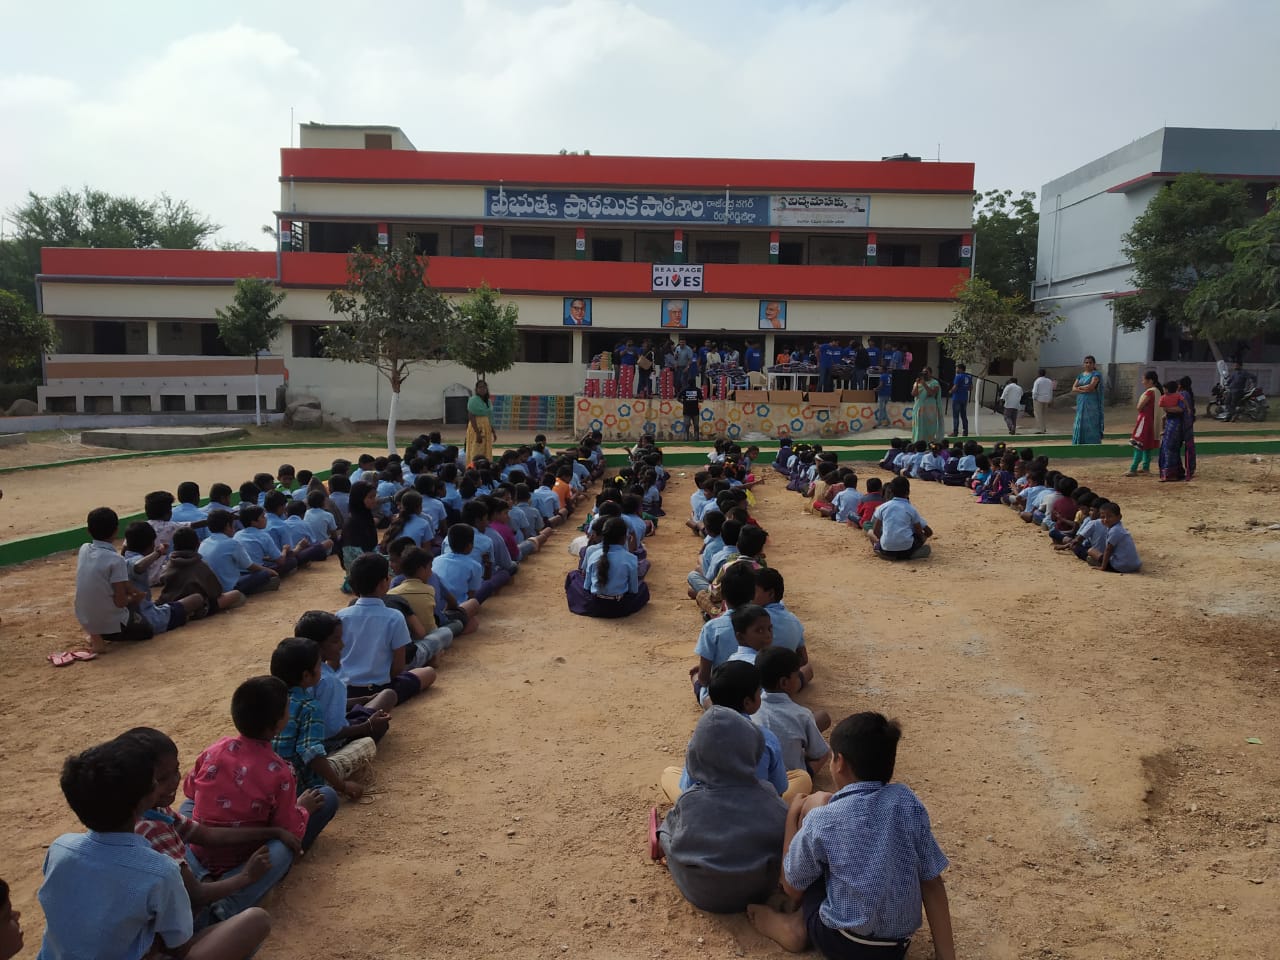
[1032,127,1280,395]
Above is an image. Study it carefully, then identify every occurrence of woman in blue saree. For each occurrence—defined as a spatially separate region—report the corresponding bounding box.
[1071,355,1105,444]
[1178,375,1198,480]
[1158,380,1188,481]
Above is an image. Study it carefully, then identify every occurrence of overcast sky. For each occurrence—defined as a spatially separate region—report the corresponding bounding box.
[2,0,1277,249]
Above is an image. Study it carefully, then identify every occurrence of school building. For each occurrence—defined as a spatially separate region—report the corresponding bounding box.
[36,123,974,434]
[1032,127,1280,400]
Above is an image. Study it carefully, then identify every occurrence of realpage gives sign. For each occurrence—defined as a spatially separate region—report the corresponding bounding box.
[651,264,704,292]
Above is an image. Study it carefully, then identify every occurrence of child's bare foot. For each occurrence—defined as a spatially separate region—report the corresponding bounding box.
[746,903,807,952]
[87,634,108,655]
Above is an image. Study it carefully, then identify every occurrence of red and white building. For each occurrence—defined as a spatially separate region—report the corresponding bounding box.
[37,123,974,426]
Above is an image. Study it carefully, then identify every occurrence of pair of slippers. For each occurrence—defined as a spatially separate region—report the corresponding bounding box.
[47,650,98,667]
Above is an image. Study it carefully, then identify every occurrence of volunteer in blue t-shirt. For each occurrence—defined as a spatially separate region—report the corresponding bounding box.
[818,339,845,392]
[950,363,973,437]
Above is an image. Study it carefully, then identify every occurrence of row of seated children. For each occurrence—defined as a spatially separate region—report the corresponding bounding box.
[563,456,672,617]
[33,544,455,959]
[68,430,598,659]
[941,444,1143,574]
[878,437,982,485]
[654,679,957,957]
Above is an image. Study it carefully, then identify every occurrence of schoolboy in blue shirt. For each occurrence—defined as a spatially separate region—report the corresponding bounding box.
[1089,502,1141,573]
[747,712,955,960]
[37,736,270,960]
[284,499,333,562]
[754,567,816,687]
[199,510,277,595]
[433,525,485,604]
[171,482,209,541]
[304,490,339,548]
[336,553,437,704]
[691,564,759,707]
[831,479,863,523]
[234,505,299,578]
[872,477,933,561]
[876,370,893,426]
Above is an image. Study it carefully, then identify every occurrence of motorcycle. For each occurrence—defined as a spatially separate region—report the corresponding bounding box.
[1206,382,1269,421]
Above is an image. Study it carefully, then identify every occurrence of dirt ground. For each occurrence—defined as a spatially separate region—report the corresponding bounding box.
[1,449,1278,959]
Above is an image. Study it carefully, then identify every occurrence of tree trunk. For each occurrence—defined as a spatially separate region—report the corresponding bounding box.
[253,353,262,427]
[386,383,400,456]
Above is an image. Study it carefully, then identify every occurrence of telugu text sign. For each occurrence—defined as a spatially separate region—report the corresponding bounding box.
[651,264,704,293]
[769,194,871,227]
[485,189,769,226]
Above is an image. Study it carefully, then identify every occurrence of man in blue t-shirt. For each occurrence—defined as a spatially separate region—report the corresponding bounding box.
[817,339,844,392]
[949,363,973,437]
[744,341,763,373]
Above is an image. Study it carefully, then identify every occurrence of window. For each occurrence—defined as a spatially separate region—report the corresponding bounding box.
[292,325,328,358]
[592,237,623,261]
[517,331,572,364]
[364,133,393,150]
[808,235,860,266]
[936,238,961,268]
[878,243,921,267]
[309,222,377,254]
[199,324,233,357]
[778,241,805,265]
[406,231,439,256]
[510,234,557,260]
[694,239,740,264]
[92,321,127,354]
[634,232,673,264]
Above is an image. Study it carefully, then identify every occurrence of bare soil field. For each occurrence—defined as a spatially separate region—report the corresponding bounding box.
[0,450,1277,959]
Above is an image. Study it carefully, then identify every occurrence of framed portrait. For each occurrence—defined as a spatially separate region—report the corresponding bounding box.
[661,299,689,329]
[562,297,592,326]
[759,300,787,330]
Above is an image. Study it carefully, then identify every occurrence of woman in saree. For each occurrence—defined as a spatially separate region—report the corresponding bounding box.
[1178,375,1198,480]
[465,379,496,467]
[911,366,944,443]
[1157,379,1188,481]
[1071,355,1105,444]
[1126,370,1162,476]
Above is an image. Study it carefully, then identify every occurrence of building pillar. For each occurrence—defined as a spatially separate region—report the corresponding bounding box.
[572,329,584,367]
[927,339,941,372]
[764,333,775,366]
[146,320,159,355]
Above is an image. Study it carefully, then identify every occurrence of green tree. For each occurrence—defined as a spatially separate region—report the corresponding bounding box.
[972,189,1039,300]
[1185,189,1280,342]
[2,187,220,305]
[323,238,454,454]
[1112,173,1251,355]
[0,289,57,370]
[451,283,519,383]
[216,278,286,426]
[940,277,1059,420]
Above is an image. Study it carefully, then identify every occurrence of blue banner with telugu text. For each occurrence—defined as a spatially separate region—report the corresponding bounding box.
[484,189,770,226]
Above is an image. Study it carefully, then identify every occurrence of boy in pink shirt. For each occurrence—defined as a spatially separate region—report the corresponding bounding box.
[183,676,337,876]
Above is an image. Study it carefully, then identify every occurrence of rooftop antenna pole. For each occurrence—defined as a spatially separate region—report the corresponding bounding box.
[290,107,295,148]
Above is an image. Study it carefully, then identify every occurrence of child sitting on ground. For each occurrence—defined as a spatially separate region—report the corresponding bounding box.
[158,527,245,615]
[184,677,336,878]
[233,505,299,578]
[746,712,955,959]
[285,499,335,557]
[294,610,395,754]
[1088,502,1142,573]
[121,522,206,630]
[75,507,152,652]
[662,661,791,802]
[754,568,820,700]
[38,735,271,960]
[270,638,372,801]
[753,646,832,790]
[1057,497,1106,557]
[691,564,760,706]
[0,878,22,959]
[338,552,439,703]
[566,516,651,619]
[126,726,297,926]
[726,603,775,664]
[871,477,934,561]
[851,477,884,529]
[830,473,863,524]
[697,524,769,618]
[655,707,788,914]
[200,510,278,596]
[172,481,209,540]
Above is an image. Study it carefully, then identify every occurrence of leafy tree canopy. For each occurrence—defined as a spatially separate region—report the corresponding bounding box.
[0,289,57,370]
[2,187,220,305]
[940,277,1059,376]
[1185,188,1280,341]
[451,283,519,383]
[972,188,1038,300]
[216,278,286,369]
[1112,173,1251,336]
